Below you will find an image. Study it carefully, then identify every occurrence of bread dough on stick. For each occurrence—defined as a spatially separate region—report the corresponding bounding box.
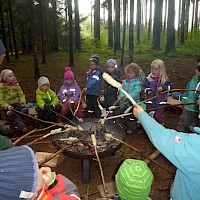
[102,73,136,105]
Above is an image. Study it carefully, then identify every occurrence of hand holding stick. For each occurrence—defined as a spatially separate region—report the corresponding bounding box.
[102,73,136,105]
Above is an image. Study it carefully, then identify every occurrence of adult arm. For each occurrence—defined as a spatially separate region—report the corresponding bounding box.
[133,104,200,172]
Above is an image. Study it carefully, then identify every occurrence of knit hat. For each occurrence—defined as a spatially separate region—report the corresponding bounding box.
[0,69,14,82]
[196,63,200,72]
[115,159,153,200]
[64,66,74,80]
[106,58,117,67]
[89,55,100,65]
[0,145,38,200]
[38,76,50,88]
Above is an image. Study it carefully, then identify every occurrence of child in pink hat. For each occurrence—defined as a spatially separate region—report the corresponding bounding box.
[57,67,83,122]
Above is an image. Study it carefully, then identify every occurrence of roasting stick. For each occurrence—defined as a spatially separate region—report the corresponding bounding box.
[69,104,83,123]
[103,73,137,105]
[91,134,109,199]
[105,134,175,174]
[74,88,84,117]
[13,124,57,146]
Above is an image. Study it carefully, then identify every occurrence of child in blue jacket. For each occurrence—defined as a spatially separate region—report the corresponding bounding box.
[119,63,145,134]
[85,55,102,118]
[133,103,200,200]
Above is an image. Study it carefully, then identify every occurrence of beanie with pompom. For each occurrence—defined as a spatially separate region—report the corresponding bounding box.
[64,66,74,80]
[89,55,100,65]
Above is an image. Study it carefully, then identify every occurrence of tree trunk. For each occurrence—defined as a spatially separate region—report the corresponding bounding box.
[114,0,121,52]
[30,0,40,79]
[120,0,127,66]
[136,0,141,43]
[39,0,46,63]
[94,0,100,41]
[185,0,190,39]
[165,0,175,51]
[179,0,186,44]
[51,0,59,52]
[74,0,81,50]
[7,0,19,59]
[191,0,195,31]
[0,0,9,61]
[177,0,182,36]
[65,2,68,52]
[129,0,134,62]
[194,0,198,29]
[152,0,163,49]
[107,0,113,48]
[163,0,168,35]
[148,0,153,39]
[67,0,74,65]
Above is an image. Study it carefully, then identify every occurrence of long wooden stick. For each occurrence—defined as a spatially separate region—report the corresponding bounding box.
[12,108,66,127]
[91,134,109,199]
[105,134,175,174]
[74,89,84,116]
[26,129,66,146]
[13,124,56,146]
[38,145,72,166]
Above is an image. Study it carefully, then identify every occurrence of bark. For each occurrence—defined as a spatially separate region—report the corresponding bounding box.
[114,0,121,51]
[148,0,153,39]
[74,0,81,50]
[136,0,141,43]
[129,0,134,62]
[94,0,100,41]
[107,0,113,48]
[180,0,186,44]
[165,0,175,51]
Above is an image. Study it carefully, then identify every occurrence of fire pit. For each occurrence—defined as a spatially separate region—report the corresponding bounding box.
[53,119,125,183]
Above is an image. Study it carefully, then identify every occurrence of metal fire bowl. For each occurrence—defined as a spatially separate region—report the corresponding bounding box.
[53,120,125,160]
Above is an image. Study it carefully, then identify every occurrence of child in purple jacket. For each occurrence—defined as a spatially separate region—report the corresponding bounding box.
[143,59,173,124]
[57,67,83,122]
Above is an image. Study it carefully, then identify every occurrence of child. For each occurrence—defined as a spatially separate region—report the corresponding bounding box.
[85,55,102,118]
[0,39,6,65]
[57,67,83,122]
[177,63,200,132]
[0,69,28,133]
[36,76,61,122]
[104,58,121,110]
[143,59,173,124]
[115,159,154,200]
[119,63,145,134]
[133,103,200,200]
[0,145,80,200]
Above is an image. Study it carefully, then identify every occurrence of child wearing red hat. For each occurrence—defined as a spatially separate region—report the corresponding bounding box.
[57,67,83,122]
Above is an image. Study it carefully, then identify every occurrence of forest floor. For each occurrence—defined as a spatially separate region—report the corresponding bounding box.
[9,56,198,200]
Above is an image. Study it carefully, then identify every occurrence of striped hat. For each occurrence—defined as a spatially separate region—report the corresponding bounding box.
[115,159,153,200]
[0,69,14,82]
[38,76,50,89]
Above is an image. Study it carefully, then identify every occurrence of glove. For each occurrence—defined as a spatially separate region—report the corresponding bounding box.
[44,104,52,110]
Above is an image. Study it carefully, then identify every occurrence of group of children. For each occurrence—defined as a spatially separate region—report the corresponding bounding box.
[1,54,200,137]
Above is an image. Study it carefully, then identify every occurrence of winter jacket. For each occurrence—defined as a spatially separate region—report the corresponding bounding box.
[34,174,80,200]
[36,88,59,110]
[86,68,102,96]
[0,135,12,150]
[0,83,26,109]
[138,111,200,200]
[181,75,200,112]
[104,70,121,108]
[143,76,173,106]
[57,81,81,104]
[119,76,142,103]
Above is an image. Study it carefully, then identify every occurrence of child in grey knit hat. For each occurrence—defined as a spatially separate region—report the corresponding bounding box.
[0,145,80,200]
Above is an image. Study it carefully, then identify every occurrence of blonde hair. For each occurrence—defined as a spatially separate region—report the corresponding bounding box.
[125,63,145,84]
[148,59,168,84]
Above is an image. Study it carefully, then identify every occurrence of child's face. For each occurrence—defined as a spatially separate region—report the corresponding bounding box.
[126,70,136,79]
[66,79,73,85]
[5,73,16,83]
[40,83,50,92]
[195,69,200,76]
[107,64,115,74]
[151,66,160,76]
[89,61,97,70]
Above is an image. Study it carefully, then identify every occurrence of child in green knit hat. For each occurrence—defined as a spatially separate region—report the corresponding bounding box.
[115,159,154,200]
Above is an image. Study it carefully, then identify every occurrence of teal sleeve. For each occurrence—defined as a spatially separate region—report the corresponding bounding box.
[138,111,200,172]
